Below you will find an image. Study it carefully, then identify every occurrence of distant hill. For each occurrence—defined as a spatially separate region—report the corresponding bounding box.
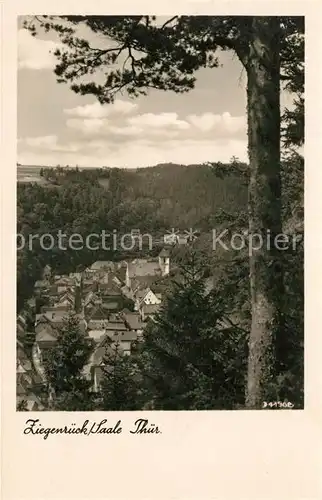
[17,161,248,228]
[114,162,248,229]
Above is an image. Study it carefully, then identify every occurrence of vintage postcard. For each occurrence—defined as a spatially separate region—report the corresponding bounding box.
[1,1,322,499]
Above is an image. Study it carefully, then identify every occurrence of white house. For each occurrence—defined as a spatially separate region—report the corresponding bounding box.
[134,287,161,311]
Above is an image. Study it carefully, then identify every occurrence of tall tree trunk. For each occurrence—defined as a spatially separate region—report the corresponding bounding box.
[244,17,283,408]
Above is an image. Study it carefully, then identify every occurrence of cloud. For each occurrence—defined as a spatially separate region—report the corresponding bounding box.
[65,111,189,139]
[64,100,138,119]
[127,112,190,130]
[18,29,62,70]
[19,109,248,170]
[187,112,221,132]
[187,112,246,134]
[66,118,106,135]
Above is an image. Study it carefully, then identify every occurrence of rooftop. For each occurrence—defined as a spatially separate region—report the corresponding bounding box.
[123,312,143,330]
[43,311,69,322]
[106,330,138,342]
[105,321,127,331]
[90,261,114,271]
[87,305,110,320]
[87,319,109,330]
[128,259,160,278]
[88,330,107,342]
[101,302,119,310]
[131,275,159,291]
[36,330,58,343]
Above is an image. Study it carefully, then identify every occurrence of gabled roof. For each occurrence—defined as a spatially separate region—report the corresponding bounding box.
[123,312,143,331]
[105,321,127,331]
[131,275,158,291]
[17,355,32,372]
[17,362,26,374]
[57,288,74,300]
[35,321,55,336]
[36,330,58,343]
[87,305,109,321]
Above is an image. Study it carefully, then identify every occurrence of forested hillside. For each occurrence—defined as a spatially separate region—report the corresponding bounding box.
[17,160,248,310]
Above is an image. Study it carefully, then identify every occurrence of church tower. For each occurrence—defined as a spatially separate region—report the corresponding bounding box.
[158,248,170,276]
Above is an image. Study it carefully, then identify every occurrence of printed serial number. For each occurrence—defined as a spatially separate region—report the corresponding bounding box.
[262,401,294,409]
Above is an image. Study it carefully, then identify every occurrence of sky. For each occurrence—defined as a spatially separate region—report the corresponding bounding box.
[17,16,294,169]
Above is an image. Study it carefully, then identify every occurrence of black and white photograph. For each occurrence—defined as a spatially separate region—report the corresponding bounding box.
[16,15,304,412]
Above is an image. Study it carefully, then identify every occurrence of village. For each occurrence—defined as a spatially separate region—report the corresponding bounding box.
[16,247,173,410]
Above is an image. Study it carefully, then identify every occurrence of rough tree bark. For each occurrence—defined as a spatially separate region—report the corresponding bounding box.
[238,17,283,408]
